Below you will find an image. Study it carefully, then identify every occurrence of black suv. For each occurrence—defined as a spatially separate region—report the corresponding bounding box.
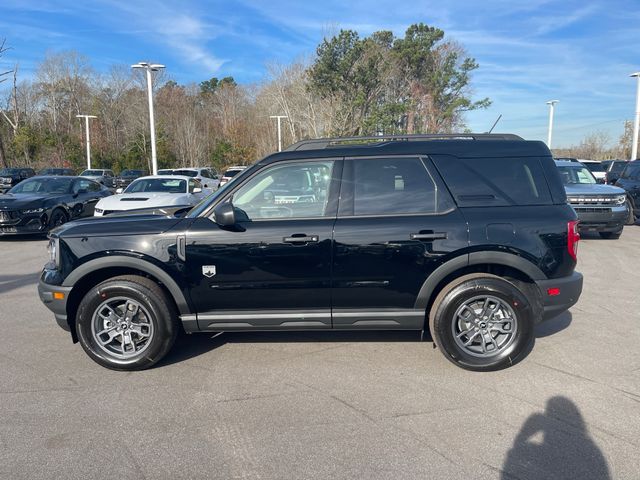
[615,159,640,224]
[0,167,36,193]
[38,134,583,372]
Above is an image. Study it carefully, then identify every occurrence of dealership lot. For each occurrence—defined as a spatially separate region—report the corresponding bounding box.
[0,230,639,479]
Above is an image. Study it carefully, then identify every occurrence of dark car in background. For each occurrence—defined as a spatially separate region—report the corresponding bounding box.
[115,169,146,190]
[615,160,640,225]
[79,169,116,188]
[555,160,627,238]
[602,160,629,185]
[38,168,76,176]
[0,167,36,194]
[0,176,111,235]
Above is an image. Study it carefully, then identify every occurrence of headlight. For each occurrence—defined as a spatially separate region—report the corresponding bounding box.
[47,237,60,268]
[94,208,103,214]
[21,207,45,214]
[615,194,626,205]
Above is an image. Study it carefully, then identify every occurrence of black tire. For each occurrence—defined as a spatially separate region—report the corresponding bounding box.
[76,275,178,371]
[626,200,636,225]
[48,208,68,229]
[599,231,622,239]
[429,273,535,371]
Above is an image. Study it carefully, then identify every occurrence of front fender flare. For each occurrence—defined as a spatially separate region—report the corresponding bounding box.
[63,255,190,315]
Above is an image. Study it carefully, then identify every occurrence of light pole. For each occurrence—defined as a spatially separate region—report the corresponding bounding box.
[132,62,165,175]
[269,115,288,152]
[546,100,559,149]
[76,114,97,170]
[630,72,640,160]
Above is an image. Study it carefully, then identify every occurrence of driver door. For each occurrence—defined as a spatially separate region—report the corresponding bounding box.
[185,158,341,330]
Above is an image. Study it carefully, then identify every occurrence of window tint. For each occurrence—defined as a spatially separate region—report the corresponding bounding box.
[188,179,202,193]
[610,162,627,174]
[621,163,640,180]
[432,156,552,207]
[86,180,102,192]
[349,157,452,215]
[233,161,334,220]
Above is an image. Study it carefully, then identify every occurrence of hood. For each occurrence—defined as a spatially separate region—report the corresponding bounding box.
[96,192,188,211]
[50,212,189,238]
[0,193,52,210]
[564,183,625,196]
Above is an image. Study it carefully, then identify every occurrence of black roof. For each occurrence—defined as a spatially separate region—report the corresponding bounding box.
[262,134,550,164]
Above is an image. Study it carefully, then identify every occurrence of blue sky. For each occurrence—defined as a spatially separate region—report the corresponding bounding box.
[1,0,639,147]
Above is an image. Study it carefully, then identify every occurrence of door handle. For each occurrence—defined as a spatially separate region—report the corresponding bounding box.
[410,232,447,240]
[283,234,319,243]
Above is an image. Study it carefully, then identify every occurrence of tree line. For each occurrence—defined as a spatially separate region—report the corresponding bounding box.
[0,23,492,172]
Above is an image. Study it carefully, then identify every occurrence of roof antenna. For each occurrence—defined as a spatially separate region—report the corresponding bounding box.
[487,114,502,134]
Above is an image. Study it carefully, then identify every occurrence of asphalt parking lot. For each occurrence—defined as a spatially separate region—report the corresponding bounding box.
[0,229,639,480]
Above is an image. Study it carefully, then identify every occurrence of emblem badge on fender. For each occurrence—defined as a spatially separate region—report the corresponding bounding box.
[202,265,216,278]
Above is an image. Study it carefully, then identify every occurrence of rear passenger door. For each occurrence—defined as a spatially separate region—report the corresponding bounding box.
[331,156,468,329]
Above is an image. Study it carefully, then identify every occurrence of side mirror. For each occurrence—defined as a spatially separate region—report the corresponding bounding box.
[116,188,124,194]
[192,187,202,194]
[213,202,236,227]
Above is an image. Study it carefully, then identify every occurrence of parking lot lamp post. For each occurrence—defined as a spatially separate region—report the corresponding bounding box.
[630,72,640,160]
[76,114,97,169]
[269,115,288,152]
[132,62,165,175]
[546,100,559,149]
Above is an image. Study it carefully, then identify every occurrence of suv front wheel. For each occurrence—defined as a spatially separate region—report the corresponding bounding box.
[429,274,535,371]
[76,275,178,370]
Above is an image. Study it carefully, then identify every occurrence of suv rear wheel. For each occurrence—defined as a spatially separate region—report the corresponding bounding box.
[76,275,178,371]
[429,274,535,371]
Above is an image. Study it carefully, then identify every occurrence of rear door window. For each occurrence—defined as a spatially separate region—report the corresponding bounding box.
[343,157,454,216]
[431,156,552,207]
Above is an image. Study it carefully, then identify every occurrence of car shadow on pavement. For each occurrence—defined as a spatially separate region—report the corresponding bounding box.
[157,330,422,367]
[501,396,610,480]
[535,311,572,338]
[0,271,41,294]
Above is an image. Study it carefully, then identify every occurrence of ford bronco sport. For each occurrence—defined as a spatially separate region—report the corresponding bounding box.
[38,134,583,371]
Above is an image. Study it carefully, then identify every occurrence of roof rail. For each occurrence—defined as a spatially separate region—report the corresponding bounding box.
[284,133,524,151]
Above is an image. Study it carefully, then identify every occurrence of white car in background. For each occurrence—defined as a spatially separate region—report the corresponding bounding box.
[170,167,220,191]
[219,165,247,187]
[93,175,207,216]
[579,159,606,183]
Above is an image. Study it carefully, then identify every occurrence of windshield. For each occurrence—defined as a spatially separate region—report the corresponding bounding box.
[39,168,62,175]
[172,169,198,178]
[583,162,605,173]
[0,168,20,175]
[157,169,173,175]
[81,170,103,176]
[9,177,73,194]
[557,166,597,185]
[125,178,186,193]
[120,170,144,176]
[610,162,627,174]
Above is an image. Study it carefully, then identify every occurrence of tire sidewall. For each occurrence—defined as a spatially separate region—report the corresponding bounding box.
[433,277,535,371]
[76,280,175,370]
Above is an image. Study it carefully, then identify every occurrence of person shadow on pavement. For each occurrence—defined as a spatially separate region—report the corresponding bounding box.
[502,396,610,480]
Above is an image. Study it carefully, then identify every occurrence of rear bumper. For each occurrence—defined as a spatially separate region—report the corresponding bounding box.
[535,272,583,321]
[38,277,72,331]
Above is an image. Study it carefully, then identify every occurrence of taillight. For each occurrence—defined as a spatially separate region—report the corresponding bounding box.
[568,220,580,261]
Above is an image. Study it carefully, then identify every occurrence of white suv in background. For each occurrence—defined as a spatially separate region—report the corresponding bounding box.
[219,166,247,187]
[171,167,220,191]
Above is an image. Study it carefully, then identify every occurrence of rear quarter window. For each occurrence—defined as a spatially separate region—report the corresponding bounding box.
[431,156,553,207]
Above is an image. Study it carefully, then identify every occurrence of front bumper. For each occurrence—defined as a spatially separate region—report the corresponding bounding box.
[0,213,50,235]
[38,276,73,331]
[572,205,627,232]
[535,271,583,321]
